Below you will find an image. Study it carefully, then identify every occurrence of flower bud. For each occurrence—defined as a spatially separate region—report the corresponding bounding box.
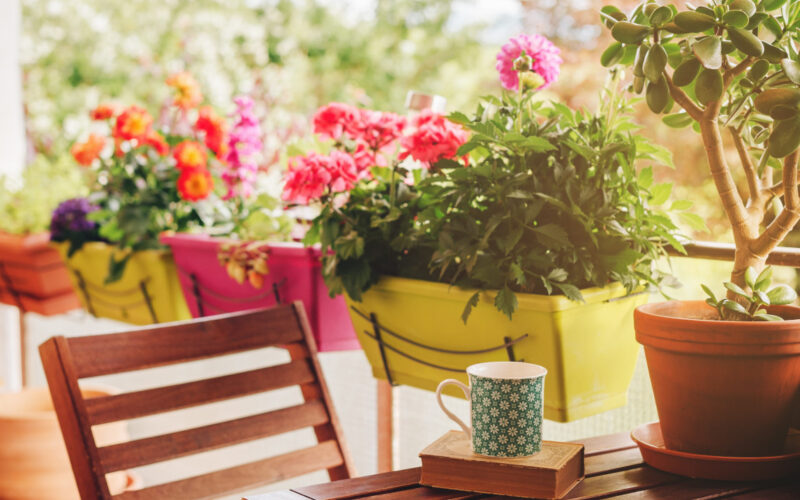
[513,51,533,72]
[519,71,546,91]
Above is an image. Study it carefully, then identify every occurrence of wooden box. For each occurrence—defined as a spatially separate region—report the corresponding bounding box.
[420,431,584,499]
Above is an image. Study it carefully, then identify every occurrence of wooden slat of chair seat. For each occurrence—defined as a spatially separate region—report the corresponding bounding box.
[114,440,344,500]
[85,355,315,425]
[98,399,331,472]
[68,306,302,378]
[39,303,354,500]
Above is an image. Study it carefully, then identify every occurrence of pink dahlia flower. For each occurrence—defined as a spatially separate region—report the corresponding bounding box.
[496,34,562,91]
[399,110,468,167]
[282,150,359,205]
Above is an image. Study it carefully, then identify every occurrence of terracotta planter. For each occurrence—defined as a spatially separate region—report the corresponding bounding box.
[0,386,129,499]
[0,232,80,315]
[54,242,190,325]
[635,300,800,457]
[348,276,648,422]
[161,233,358,352]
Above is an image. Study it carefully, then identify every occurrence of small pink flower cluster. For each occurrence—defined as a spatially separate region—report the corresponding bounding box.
[399,110,469,165]
[282,103,467,205]
[223,96,263,200]
[496,34,562,91]
[282,150,359,205]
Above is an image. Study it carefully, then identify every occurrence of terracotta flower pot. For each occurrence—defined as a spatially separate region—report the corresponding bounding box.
[0,232,80,315]
[0,386,129,499]
[635,300,800,457]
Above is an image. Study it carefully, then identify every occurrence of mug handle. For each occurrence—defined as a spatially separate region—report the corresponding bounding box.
[436,379,471,439]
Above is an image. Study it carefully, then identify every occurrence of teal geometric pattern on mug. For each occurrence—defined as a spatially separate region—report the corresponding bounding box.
[469,374,544,457]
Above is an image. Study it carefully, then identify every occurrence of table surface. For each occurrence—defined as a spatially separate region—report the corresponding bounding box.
[247,431,800,499]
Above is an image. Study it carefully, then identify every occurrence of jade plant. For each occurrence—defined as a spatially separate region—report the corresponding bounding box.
[601,0,800,303]
[703,265,797,319]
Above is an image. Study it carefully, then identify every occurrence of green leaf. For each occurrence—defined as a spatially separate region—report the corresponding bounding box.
[730,0,756,17]
[633,45,648,77]
[755,267,773,291]
[461,291,480,324]
[754,290,770,305]
[644,43,668,81]
[722,10,749,29]
[611,21,651,44]
[646,76,669,113]
[761,0,788,11]
[781,59,800,85]
[663,112,694,128]
[727,27,764,57]
[724,281,750,298]
[531,223,571,247]
[754,313,783,321]
[650,183,672,205]
[638,166,654,188]
[701,283,717,301]
[679,212,710,232]
[767,284,797,305]
[554,283,584,302]
[447,111,471,125]
[768,116,800,158]
[744,267,757,289]
[754,88,800,115]
[547,268,568,282]
[601,42,625,67]
[673,58,701,86]
[670,199,693,210]
[600,5,627,28]
[763,42,788,63]
[693,36,723,70]
[494,286,518,320]
[674,11,717,32]
[722,299,748,314]
[649,6,674,26]
[695,68,724,105]
[510,263,526,286]
[105,253,132,285]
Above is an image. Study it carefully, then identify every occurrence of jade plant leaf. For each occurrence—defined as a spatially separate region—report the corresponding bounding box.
[781,59,800,85]
[730,0,757,17]
[727,27,764,57]
[767,284,798,305]
[646,77,670,113]
[649,6,674,26]
[754,88,800,115]
[644,43,668,81]
[611,22,651,44]
[673,58,701,86]
[695,68,723,105]
[601,42,625,67]
[722,10,749,29]
[674,11,716,32]
[768,116,800,158]
[693,36,723,70]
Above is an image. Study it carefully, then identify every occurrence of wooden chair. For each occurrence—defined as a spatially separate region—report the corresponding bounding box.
[39,302,355,499]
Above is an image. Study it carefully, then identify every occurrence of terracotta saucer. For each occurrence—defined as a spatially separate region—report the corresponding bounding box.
[631,422,800,481]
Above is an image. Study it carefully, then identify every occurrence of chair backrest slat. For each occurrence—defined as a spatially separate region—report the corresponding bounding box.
[112,441,344,500]
[85,356,315,425]
[39,303,354,499]
[98,399,331,472]
[68,307,303,378]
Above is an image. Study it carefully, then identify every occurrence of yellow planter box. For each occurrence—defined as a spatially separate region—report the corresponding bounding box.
[54,242,190,325]
[347,276,648,422]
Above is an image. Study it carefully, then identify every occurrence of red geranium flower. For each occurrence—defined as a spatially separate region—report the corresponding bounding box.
[173,141,207,170]
[282,150,359,204]
[312,102,361,141]
[144,130,169,156]
[177,168,214,201]
[196,106,228,157]
[399,110,468,167]
[356,109,406,151]
[90,103,120,121]
[70,133,105,166]
[113,106,153,142]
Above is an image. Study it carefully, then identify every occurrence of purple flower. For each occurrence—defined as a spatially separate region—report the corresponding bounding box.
[223,96,263,200]
[50,198,100,241]
[496,34,562,91]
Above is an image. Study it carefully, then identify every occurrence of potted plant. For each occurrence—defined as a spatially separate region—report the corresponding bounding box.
[602,0,800,456]
[0,155,83,316]
[52,73,247,325]
[284,36,685,422]
[161,98,360,351]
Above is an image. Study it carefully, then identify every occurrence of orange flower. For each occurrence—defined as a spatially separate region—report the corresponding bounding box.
[173,141,207,170]
[70,134,106,166]
[196,106,228,157]
[90,103,120,121]
[144,130,169,156]
[166,72,203,109]
[177,168,213,201]
[113,106,153,142]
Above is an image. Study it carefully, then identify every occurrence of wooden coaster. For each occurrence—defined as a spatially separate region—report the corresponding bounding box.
[419,431,584,499]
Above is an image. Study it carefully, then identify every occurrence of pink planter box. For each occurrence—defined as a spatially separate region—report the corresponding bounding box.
[160,233,358,352]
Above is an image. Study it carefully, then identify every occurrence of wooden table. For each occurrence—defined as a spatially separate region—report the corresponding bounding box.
[247,431,800,499]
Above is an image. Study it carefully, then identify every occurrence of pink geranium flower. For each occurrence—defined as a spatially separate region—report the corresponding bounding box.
[223,96,262,200]
[496,34,562,91]
[399,110,468,167]
[356,109,407,151]
[282,150,359,204]
[313,102,362,141]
